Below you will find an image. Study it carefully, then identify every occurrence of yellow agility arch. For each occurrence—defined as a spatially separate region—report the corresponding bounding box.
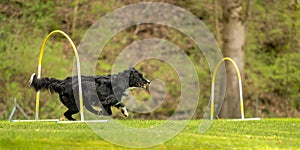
[35,30,84,121]
[210,57,244,120]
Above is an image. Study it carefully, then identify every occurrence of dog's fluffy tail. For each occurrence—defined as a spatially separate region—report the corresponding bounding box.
[29,73,62,93]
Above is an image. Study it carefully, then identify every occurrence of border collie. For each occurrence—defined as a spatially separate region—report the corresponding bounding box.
[29,68,150,120]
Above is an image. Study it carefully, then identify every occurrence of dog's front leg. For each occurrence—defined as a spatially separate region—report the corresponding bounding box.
[114,102,129,118]
[102,95,128,117]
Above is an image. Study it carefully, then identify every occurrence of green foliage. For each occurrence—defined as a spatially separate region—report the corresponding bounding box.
[0,0,299,119]
[0,1,79,119]
[245,0,300,115]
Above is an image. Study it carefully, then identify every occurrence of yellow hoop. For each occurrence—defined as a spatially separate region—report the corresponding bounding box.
[210,57,244,120]
[35,30,84,121]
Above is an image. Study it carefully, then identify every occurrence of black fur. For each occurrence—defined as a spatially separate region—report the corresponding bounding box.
[29,68,150,120]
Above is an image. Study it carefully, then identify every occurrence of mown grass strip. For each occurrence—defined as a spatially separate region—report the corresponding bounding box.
[0,119,299,149]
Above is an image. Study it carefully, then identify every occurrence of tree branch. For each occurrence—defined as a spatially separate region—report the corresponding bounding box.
[244,0,252,24]
[72,0,79,36]
[213,0,221,44]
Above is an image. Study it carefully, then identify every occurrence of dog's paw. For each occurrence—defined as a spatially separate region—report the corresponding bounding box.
[97,110,110,116]
[94,110,101,115]
[96,111,102,115]
[120,107,129,117]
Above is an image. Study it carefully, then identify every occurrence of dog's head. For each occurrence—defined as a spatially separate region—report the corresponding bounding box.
[128,67,150,89]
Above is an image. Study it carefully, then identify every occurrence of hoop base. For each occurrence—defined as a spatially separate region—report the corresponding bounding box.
[10,119,59,122]
[225,118,261,121]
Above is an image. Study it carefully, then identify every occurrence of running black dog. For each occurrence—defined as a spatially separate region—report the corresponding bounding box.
[29,68,150,120]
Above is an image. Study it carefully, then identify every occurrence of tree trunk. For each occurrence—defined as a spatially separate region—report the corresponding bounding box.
[219,0,246,118]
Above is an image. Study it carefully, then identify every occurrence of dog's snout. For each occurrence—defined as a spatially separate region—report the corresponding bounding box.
[145,79,150,84]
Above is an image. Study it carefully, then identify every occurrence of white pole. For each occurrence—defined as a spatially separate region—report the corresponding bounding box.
[238,79,244,119]
[210,83,215,120]
[8,106,17,121]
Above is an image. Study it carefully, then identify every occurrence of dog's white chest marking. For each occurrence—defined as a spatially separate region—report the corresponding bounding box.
[122,87,136,100]
[124,88,130,95]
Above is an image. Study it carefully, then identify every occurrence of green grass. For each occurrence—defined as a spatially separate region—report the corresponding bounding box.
[0,119,299,149]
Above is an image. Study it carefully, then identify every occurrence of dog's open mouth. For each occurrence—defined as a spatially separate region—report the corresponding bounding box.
[140,83,147,89]
[137,82,150,89]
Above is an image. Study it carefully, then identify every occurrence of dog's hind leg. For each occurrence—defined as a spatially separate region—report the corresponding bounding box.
[64,109,79,121]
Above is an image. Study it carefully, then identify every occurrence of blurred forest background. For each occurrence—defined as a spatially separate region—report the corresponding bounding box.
[0,0,299,120]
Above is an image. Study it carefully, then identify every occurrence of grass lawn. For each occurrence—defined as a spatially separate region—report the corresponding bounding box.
[0,118,299,149]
